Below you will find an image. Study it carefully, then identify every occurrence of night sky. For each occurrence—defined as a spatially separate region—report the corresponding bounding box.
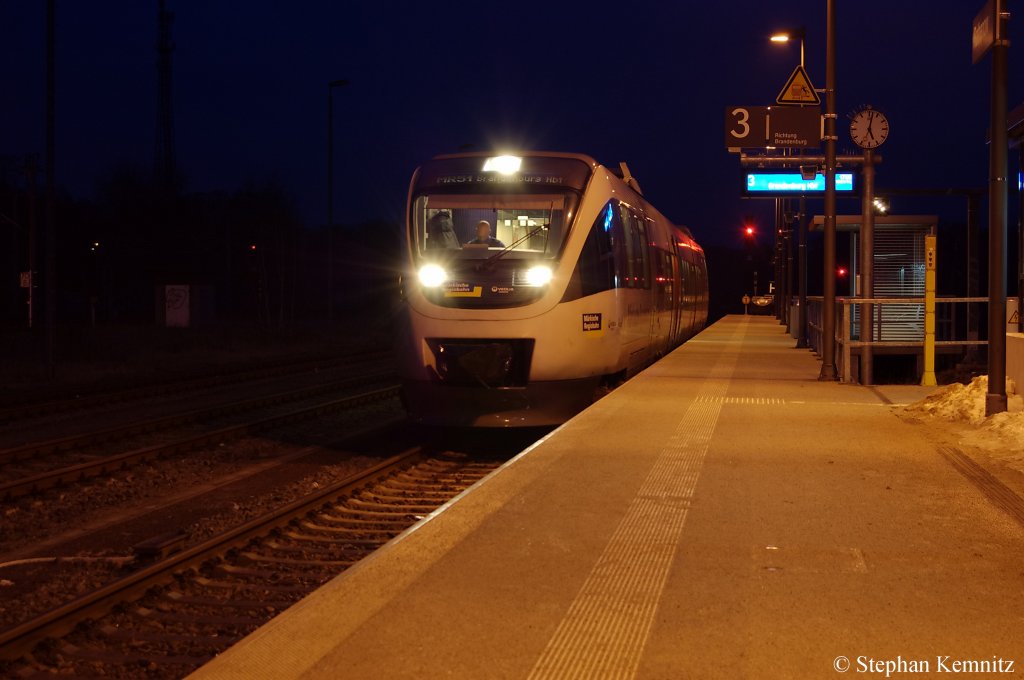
[3,1,1022,248]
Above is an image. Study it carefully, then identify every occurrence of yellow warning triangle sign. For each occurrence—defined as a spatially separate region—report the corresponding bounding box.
[776,65,820,105]
[1010,309,1020,325]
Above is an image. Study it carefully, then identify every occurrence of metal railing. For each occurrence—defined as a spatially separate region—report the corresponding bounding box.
[804,296,988,383]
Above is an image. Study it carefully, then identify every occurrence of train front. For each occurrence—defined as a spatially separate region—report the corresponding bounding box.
[397,153,597,427]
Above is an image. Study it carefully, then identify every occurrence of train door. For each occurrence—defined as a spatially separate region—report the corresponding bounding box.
[617,204,652,371]
[668,242,682,344]
[684,250,698,332]
[654,247,675,353]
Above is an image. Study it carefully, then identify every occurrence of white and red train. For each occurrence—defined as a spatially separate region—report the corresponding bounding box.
[397,151,708,426]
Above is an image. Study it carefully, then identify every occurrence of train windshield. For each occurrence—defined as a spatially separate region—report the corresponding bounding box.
[409,155,591,261]
[411,193,577,260]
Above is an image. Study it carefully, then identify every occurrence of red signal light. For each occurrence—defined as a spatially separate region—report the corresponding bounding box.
[249,244,257,251]
[743,226,755,237]
[837,266,847,277]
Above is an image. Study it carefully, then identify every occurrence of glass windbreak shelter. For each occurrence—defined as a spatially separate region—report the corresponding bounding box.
[812,214,938,342]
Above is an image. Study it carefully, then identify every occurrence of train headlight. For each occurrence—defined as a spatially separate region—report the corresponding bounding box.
[524,265,553,287]
[418,263,447,288]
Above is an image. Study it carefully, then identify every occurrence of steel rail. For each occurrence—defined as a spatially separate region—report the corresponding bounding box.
[0,384,400,500]
[0,446,424,661]
[0,349,392,424]
[0,370,395,466]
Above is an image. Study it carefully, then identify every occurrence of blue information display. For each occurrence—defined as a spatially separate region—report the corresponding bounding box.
[743,171,855,196]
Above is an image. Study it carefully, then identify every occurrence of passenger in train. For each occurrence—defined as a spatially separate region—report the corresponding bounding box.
[467,220,505,248]
[425,211,461,249]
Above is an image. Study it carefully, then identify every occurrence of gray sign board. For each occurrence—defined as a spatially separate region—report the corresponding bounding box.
[768,107,821,148]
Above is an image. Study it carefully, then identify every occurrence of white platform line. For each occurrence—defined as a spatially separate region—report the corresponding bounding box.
[527,322,745,680]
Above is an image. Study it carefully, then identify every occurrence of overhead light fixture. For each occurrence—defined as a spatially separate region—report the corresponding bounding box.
[482,155,522,175]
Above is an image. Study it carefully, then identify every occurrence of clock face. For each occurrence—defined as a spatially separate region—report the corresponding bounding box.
[850,109,889,149]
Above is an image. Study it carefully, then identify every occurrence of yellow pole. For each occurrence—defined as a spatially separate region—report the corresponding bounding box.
[921,235,937,386]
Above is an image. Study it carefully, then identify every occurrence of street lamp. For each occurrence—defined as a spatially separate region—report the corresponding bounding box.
[769,26,805,67]
[326,78,349,322]
[769,13,837,380]
[770,26,807,331]
[819,0,838,381]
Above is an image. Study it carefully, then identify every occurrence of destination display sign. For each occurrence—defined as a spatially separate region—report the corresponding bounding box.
[743,171,855,197]
[417,156,593,194]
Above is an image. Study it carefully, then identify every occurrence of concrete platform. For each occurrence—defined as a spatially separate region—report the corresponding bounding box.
[191,316,1024,679]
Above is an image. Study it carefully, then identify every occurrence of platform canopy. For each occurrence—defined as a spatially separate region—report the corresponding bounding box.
[809,214,938,232]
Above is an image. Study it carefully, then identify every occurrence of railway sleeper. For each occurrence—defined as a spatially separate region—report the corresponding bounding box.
[130,608,265,629]
[251,551,362,568]
[311,511,418,527]
[290,524,396,542]
[57,642,210,669]
[262,536,383,555]
[385,472,479,484]
[163,589,292,612]
[100,623,246,647]
[357,490,454,503]
[395,471,479,484]
[410,460,491,473]
[377,480,471,493]
[309,513,409,529]
[320,505,425,520]
[192,575,309,594]
[213,563,330,584]
[345,498,439,514]
[237,550,356,569]
[288,524,391,548]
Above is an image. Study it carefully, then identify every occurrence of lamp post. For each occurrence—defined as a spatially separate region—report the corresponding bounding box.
[986,11,1009,415]
[45,0,56,378]
[770,26,806,68]
[819,0,838,380]
[326,78,349,322]
[770,27,807,346]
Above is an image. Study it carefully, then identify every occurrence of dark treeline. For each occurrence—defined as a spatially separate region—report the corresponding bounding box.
[0,164,402,331]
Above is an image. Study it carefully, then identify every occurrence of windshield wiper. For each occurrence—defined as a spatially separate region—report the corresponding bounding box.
[478,223,549,270]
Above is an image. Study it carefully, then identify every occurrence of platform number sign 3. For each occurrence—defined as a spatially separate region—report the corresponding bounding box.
[730,108,750,140]
[724,106,768,148]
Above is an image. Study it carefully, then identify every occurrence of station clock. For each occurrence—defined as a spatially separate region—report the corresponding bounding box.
[850,107,889,149]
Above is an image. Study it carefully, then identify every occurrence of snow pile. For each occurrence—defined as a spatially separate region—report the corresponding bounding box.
[903,376,995,425]
[980,410,1024,451]
[904,375,1024,456]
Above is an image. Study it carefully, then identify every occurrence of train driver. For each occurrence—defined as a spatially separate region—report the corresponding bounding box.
[467,220,505,248]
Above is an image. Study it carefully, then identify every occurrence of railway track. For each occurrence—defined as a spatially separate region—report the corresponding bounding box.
[0,381,401,501]
[0,448,502,677]
[0,349,392,426]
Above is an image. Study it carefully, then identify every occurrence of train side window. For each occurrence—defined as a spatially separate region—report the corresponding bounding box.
[577,202,617,296]
[636,217,651,289]
[617,206,649,288]
[680,259,693,309]
[617,205,637,288]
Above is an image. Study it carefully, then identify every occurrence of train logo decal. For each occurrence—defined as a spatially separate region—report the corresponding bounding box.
[582,313,603,336]
[443,282,483,298]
